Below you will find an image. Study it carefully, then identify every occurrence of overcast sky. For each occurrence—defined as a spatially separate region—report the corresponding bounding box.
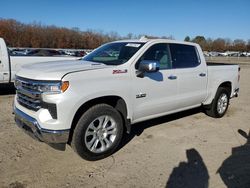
[1,0,249,40]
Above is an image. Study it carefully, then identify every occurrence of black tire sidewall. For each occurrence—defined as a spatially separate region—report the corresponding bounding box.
[72,104,123,161]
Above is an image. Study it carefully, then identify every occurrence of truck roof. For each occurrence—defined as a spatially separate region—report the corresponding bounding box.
[112,37,197,46]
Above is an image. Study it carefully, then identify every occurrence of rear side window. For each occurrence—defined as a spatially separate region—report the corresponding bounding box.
[169,44,200,68]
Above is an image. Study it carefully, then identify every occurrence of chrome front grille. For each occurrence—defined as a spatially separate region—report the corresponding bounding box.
[15,77,42,111]
[21,81,39,91]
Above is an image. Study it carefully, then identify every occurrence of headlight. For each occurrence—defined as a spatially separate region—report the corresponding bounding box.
[38,81,69,94]
[14,79,22,89]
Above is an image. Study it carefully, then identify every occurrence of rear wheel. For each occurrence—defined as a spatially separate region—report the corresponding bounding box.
[71,104,124,161]
[205,87,230,118]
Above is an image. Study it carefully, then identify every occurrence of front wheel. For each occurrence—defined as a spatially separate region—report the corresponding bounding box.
[205,87,230,118]
[71,104,124,161]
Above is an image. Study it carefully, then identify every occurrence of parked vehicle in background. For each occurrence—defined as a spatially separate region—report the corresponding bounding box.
[25,49,66,56]
[241,52,250,57]
[64,50,87,57]
[74,50,87,57]
[9,49,31,56]
[64,50,76,56]
[13,38,240,160]
[0,38,80,83]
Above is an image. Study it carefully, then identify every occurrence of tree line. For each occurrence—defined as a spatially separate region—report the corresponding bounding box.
[0,19,122,49]
[0,18,249,51]
[185,36,250,52]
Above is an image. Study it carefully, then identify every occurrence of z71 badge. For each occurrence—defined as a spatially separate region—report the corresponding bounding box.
[112,69,128,74]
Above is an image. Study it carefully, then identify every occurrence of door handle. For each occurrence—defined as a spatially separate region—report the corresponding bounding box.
[3,73,9,75]
[199,73,206,77]
[168,75,177,80]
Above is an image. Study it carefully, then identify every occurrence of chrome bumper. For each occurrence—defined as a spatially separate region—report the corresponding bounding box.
[14,107,69,144]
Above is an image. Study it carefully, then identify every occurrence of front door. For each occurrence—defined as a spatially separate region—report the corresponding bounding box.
[0,48,5,82]
[131,43,179,122]
[0,45,10,83]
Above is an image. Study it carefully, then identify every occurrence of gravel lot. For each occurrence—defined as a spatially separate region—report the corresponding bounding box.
[0,64,250,188]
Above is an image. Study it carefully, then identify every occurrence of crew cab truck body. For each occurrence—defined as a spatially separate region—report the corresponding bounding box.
[0,38,79,83]
[13,38,240,160]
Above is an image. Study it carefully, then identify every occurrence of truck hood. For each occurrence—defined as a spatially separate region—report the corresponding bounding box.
[16,60,110,80]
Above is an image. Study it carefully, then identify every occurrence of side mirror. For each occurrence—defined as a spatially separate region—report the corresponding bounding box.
[137,60,160,78]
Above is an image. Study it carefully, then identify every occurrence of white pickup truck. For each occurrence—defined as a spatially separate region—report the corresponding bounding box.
[0,38,79,83]
[13,38,240,160]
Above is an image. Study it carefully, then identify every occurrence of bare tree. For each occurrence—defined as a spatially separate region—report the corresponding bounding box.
[233,39,246,52]
[0,18,249,51]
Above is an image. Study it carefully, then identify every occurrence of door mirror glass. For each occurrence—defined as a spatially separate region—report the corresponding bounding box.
[139,60,160,72]
[137,60,160,78]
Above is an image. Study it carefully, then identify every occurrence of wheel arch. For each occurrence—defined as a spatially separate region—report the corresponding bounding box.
[68,95,130,144]
[218,81,232,96]
[203,81,232,105]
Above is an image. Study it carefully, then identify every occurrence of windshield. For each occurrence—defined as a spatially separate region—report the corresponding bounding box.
[83,42,145,65]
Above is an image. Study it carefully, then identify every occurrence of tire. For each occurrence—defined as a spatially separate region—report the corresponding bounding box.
[71,104,124,161]
[205,87,230,118]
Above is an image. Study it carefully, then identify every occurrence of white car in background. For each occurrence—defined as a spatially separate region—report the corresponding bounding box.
[0,38,80,83]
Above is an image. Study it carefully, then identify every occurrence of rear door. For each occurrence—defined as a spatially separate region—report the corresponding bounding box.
[169,44,207,109]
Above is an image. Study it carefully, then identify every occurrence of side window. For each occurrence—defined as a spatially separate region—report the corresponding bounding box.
[169,44,200,68]
[137,43,171,69]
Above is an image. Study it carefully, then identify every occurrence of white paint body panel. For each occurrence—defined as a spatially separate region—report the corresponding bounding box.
[14,39,240,131]
[204,65,239,104]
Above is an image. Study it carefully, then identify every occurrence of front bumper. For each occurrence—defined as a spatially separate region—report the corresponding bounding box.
[14,107,70,144]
